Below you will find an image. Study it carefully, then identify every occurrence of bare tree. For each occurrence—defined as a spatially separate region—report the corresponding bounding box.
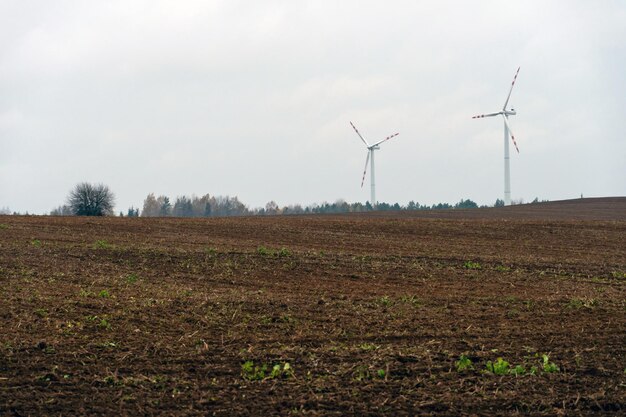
[141,193,159,217]
[67,183,115,216]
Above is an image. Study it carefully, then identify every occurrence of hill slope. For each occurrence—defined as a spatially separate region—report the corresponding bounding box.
[357,197,626,221]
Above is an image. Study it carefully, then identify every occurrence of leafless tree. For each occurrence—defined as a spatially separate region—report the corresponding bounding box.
[67,183,115,216]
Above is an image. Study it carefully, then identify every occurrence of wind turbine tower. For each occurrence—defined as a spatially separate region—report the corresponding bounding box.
[472,67,521,206]
[350,121,399,209]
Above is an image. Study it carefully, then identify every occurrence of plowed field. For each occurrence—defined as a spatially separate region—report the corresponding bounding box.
[1,198,625,415]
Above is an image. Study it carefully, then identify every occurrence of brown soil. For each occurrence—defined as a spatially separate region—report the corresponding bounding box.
[1,198,625,416]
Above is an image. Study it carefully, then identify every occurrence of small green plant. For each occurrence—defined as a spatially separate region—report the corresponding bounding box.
[93,240,110,249]
[566,298,598,309]
[353,366,371,381]
[242,361,267,380]
[463,261,482,270]
[242,361,291,380]
[485,357,510,375]
[456,355,474,372]
[34,308,48,318]
[126,273,139,284]
[510,365,526,375]
[400,295,421,307]
[359,343,380,352]
[79,288,94,297]
[541,354,559,373]
[377,296,393,307]
[31,239,42,247]
[0,224,8,229]
[377,369,386,378]
[98,318,111,330]
[257,246,271,256]
[611,271,626,279]
[277,247,292,258]
[494,265,511,272]
[98,289,110,298]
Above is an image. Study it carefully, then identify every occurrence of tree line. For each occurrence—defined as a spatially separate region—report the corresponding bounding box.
[36,182,547,217]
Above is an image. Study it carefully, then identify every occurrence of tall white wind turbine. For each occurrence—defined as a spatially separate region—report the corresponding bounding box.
[472,67,521,206]
[350,121,399,209]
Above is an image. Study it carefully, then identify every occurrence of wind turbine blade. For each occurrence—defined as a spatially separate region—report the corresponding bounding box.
[502,115,520,153]
[371,132,399,147]
[350,121,369,147]
[361,151,370,188]
[502,66,520,111]
[472,112,501,119]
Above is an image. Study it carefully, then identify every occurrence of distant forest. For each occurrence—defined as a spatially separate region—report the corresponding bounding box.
[3,192,549,217]
[114,194,546,218]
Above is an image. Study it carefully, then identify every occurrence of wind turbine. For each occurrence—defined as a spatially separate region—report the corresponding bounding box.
[472,67,521,206]
[350,121,399,209]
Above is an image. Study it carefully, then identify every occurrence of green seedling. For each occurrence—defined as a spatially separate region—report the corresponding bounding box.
[541,354,559,373]
[126,273,139,284]
[463,261,482,270]
[485,357,510,375]
[566,298,598,309]
[359,343,380,352]
[510,365,526,375]
[93,240,111,249]
[353,366,371,381]
[456,355,474,372]
[98,289,110,298]
[377,296,393,307]
[31,239,41,247]
[242,361,292,380]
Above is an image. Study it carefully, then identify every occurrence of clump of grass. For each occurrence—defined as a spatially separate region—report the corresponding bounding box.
[611,271,626,279]
[126,273,139,284]
[359,343,380,352]
[79,288,94,297]
[541,354,559,373]
[566,297,598,309]
[93,240,111,249]
[463,261,482,270]
[485,358,510,375]
[455,355,474,372]
[400,295,421,307]
[241,361,292,381]
[98,289,111,298]
[377,295,393,307]
[257,246,292,258]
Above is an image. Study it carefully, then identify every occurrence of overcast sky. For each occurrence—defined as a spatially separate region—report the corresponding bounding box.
[1,0,625,214]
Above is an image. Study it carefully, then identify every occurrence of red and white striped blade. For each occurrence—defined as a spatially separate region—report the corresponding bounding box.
[371,132,399,147]
[360,151,370,188]
[472,112,501,119]
[502,66,520,111]
[502,115,520,153]
[350,121,369,147]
